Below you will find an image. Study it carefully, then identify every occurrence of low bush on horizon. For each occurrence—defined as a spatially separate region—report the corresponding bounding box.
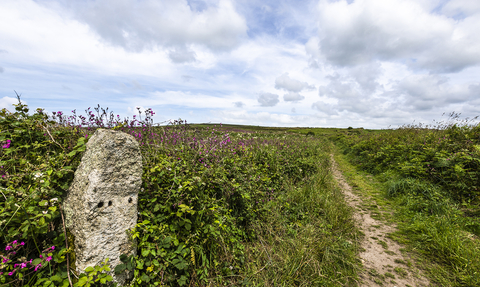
[0,94,359,286]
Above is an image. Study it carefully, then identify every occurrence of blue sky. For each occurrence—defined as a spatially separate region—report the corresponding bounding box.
[1,0,480,128]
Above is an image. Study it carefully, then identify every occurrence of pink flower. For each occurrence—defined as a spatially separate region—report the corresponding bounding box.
[8,270,15,276]
[5,245,12,251]
[46,256,52,262]
[21,262,27,268]
[39,255,42,258]
[34,264,42,271]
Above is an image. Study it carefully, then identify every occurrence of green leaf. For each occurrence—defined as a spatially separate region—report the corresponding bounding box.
[141,273,150,283]
[75,276,88,287]
[50,275,62,282]
[32,258,42,265]
[141,248,150,257]
[84,266,94,273]
[114,264,126,274]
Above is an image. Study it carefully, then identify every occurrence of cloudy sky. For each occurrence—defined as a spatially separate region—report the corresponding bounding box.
[1,0,480,128]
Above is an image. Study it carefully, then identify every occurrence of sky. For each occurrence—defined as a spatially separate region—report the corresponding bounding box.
[1,0,480,129]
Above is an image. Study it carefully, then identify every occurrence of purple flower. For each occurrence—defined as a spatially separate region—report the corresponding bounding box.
[1,140,11,149]
[5,245,12,251]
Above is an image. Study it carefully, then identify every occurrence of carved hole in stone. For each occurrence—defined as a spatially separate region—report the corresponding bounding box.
[98,201,104,208]
[108,201,112,206]
[128,198,133,203]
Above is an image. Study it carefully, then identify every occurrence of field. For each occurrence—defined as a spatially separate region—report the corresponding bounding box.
[0,99,479,286]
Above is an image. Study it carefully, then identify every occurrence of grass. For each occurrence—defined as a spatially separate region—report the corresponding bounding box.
[241,149,361,286]
[332,120,480,286]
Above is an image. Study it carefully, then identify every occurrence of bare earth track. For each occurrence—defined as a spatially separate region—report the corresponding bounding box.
[330,155,431,287]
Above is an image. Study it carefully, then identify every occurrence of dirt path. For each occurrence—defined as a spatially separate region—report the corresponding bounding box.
[330,154,430,287]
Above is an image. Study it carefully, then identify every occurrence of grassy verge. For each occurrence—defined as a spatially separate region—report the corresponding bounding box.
[239,145,360,287]
[332,145,480,286]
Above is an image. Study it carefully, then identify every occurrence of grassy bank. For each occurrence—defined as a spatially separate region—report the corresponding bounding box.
[333,116,480,286]
[0,98,359,286]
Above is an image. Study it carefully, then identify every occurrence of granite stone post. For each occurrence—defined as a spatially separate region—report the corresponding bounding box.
[63,129,142,286]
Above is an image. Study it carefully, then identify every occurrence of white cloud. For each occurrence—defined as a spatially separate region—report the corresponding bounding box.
[283,92,305,102]
[57,0,248,52]
[275,72,313,92]
[396,74,477,110]
[0,96,19,112]
[315,0,480,72]
[1,0,480,129]
[169,46,197,63]
[233,101,245,108]
[257,92,279,107]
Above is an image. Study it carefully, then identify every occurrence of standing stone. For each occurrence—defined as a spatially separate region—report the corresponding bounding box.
[63,129,142,286]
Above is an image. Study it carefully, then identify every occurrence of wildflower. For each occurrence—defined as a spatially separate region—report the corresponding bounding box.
[21,262,27,268]
[2,140,11,149]
[34,264,42,271]
[5,246,12,251]
[46,256,52,262]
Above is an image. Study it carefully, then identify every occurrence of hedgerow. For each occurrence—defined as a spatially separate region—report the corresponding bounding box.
[1,94,324,286]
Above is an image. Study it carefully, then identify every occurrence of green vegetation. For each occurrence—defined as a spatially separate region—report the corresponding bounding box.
[3,93,480,286]
[0,96,359,286]
[334,114,480,286]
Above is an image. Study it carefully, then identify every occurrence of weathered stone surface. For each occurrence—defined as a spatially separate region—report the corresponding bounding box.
[63,129,142,286]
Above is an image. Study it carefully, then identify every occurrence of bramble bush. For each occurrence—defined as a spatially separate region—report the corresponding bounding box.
[1,93,321,286]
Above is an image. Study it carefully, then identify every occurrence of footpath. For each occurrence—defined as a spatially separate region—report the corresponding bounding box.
[330,153,431,287]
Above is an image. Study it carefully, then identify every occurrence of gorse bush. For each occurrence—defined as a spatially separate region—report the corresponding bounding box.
[337,113,480,203]
[0,94,326,286]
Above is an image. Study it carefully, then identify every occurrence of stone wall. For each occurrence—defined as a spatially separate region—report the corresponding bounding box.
[63,129,142,286]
